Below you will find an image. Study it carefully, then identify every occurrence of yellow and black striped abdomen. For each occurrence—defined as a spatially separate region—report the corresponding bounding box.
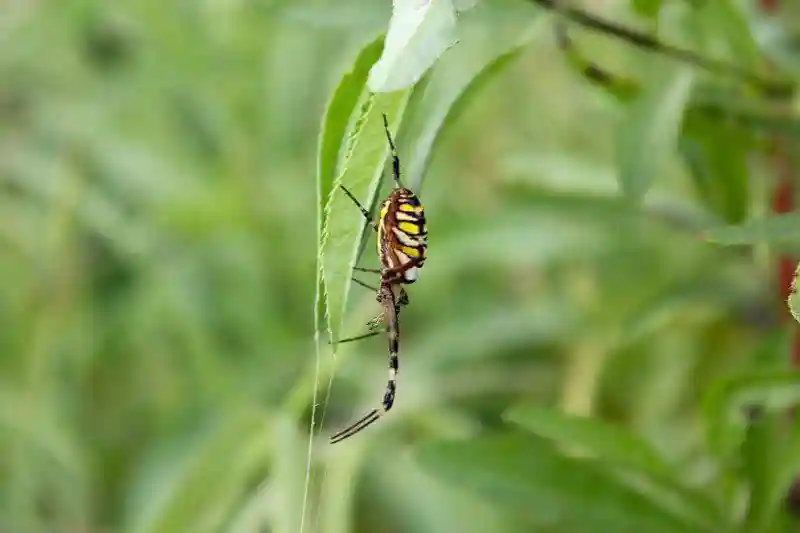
[378,188,427,283]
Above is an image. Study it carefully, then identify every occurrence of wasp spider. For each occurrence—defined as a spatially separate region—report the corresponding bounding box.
[330,114,428,444]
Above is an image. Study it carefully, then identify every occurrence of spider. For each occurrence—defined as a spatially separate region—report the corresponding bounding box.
[329,113,428,444]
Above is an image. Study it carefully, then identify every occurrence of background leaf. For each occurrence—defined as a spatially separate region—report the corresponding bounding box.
[416,433,720,533]
[703,371,800,462]
[680,110,751,225]
[5,2,800,533]
[631,0,662,20]
[125,408,272,533]
[504,403,671,477]
[400,0,540,189]
[368,0,459,93]
[703,213,800,245]
[616,65,695,201]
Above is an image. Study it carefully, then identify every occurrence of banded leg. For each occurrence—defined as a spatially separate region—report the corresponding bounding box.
[382,113,403,189]
[330,281,400,443]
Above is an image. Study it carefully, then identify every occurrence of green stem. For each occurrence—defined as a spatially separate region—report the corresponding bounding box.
[560,340,607,416]
[530,0,794,98]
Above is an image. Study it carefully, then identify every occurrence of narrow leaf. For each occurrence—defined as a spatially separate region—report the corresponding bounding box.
[368,0,459,93]
[316,36,386,340]
[504,403,671,477]
[416,433,715,533]
[126,408,272,533]
[616,65,695,201]
[317,37,386,230]
[702,213,800,246]
[740,411,788,533]
[320,92,412,343]
[504,403,725,529]
[680,111,751,225]
[401,0,541,187]
[695,0,762,70]
[631,0,662,18]
[703,371,800,460]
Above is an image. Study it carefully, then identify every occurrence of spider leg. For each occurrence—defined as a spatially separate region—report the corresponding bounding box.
[335,311,383,345]
[332,287,409,345]
[350,277,409,305]
[330,282,399,443]
[340,185,379,232]
[354,258,421,283]
[382,113,403,189]
[354,267,382,274]
[336,330,382,344]
[380,257,424,285]
[351,277,378,292]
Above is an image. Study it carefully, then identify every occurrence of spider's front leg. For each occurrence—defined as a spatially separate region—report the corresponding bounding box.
[340,185,379,233]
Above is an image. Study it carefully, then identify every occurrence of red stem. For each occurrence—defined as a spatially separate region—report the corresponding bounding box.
[759,0,779,13]
[770,140,800,365]
[759,0,800,511]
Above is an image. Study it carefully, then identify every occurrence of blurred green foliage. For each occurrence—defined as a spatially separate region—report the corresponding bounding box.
[3,0,800,532]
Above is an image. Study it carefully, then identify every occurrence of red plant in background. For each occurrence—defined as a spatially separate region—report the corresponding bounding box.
[758,0,800,366]
[759,0,778,13]
[771,150,800,366]
[758,0,800,511]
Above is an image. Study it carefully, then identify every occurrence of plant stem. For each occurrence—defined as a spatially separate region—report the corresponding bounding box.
[528,0,794,98]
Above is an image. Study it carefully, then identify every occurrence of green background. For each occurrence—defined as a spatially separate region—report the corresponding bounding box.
[3,1,800,532]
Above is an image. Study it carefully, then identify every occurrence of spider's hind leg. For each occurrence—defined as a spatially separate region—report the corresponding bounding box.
[337,329,382,345]
[353,267,382,274]
[352,277,378,292]
[332,286,409,346]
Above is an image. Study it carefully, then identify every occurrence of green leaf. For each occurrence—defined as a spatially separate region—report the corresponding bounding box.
[416,433,716,533]
[503,404,725,530]
[680,111,751,224]
[616,65,695,201]
[371,438,521,533]
[316,36,385,341]
[739,410,792,533]
[400,0,541,187]
[694,0,761,70]
[125,408,272,533]
[504,403,671,477]
[453,0,481,11]
[270,414,317,533]
[316,437,366,533]
[702,213,800,246]
[703,371,800,461]
[368,0,459,93]
[404,46,525,189]
[558,40,640,103]
[317,36,385,239]
[630,0,662,19]
[320,92,412,343]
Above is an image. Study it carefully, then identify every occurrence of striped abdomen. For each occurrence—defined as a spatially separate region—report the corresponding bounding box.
[378,188,427,283]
